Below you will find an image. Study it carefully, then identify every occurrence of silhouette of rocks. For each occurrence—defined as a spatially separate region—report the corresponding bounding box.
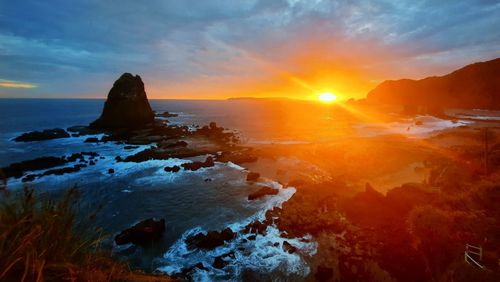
[164,165,181,173]
[157,111,178,118]
[14,128,69,142]
[90,73,154,129]
[2,157,67,178]
[248,186,279,200]
[114,218,166,246]
[282,241,297,254]
[185,228,235,250]
[181,156,215,171]
[212,256,228,269]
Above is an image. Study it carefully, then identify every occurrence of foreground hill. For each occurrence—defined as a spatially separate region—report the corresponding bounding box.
[367,58,500,112]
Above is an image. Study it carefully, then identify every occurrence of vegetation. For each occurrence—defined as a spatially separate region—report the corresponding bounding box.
[0,187,170,281]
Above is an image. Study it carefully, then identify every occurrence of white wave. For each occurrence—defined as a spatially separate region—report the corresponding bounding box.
[356,115,472,138]
[156,184,317,281]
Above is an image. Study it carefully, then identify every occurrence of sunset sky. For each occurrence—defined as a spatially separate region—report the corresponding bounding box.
[1,0,499,100]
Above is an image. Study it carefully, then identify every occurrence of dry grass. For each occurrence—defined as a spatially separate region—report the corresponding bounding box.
[0,187,171,282]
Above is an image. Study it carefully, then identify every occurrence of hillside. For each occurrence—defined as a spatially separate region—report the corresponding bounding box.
[367,58,500,111]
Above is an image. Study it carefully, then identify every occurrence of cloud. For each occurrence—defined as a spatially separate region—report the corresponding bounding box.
[0,0,499,98]
[0,79,37,89]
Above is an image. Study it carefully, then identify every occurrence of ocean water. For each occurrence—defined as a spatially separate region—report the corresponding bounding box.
[0,98,319,280]
[0,99,489,280]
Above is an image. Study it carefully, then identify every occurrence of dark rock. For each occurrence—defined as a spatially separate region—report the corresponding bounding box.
[248,235,256,241]
[194,262,208,271]
[248,186,279,200]
[164,165,181,173]
[90,73,155,129]
[315,266,334,281]
[204,178,212,182]
[2,156,67,178]
[217,149,258,164]
[181,156,215,171]
[114,218,166,246]
[244,220,268,235]
[161,140,188,148]
[186,228,235,250]
[42,166,81,176]
[84,137,100,143]
[194,122,238,145]
[157,111,178,118]
[124,145,139,150]
[246,172,260,181]
[67,125,99,136]
[14,128,70,142]
[212,256,228,269]
[108,168,114,174]
[122,147,207,163]
[89,160,96,166]
[283,241,297,254]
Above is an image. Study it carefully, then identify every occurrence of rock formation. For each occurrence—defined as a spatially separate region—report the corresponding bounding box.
[90,73,154,129]
[114,218,166,245]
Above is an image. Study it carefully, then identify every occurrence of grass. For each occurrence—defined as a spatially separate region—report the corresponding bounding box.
[0,186,170,282]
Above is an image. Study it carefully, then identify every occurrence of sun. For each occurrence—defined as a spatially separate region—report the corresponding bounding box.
[319,92,337,102]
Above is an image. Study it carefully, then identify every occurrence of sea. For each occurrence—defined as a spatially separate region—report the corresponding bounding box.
[0,98,493,281]
[0,98,326,281]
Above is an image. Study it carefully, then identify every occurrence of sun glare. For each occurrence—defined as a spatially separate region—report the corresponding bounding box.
[319,92,337,102]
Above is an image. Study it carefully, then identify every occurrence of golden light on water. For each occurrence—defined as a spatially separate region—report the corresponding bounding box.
[319,92,337,102]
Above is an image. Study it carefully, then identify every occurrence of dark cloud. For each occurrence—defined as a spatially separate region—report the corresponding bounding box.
[0,0,499,98]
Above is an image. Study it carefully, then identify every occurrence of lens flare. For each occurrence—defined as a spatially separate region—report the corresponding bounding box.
[319,92,337,102]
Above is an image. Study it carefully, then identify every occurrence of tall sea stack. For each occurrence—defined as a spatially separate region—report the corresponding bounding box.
[90,73,155,129]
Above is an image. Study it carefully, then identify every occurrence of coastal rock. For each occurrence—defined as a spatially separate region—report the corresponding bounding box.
[67,125,99,136]
[84,137,100,143]
[217,149,258,164]
[283,241,297,254]
[212,256,228,269]
[246,172,260,181]
[2,156,67,178]
[14,128,70,142]
[181,156,215,171]
[248,186,279,200]
[243,220,268,235]
[157,111,178,118]
[90,73,155,129]
[114,218,166,246]
[164,165,181,173]
[185,228,235,250]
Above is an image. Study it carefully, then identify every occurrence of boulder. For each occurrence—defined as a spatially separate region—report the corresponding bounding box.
[185,228,235,250]
[164,165,181,173]
[212,256,228,269]
[2,156,67,178]
[248,186,279,200]
[283,241,297,254]
[14,128,70,142]
[181,156,215,171]
[114,218,166,245]
[90,73,155,129]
